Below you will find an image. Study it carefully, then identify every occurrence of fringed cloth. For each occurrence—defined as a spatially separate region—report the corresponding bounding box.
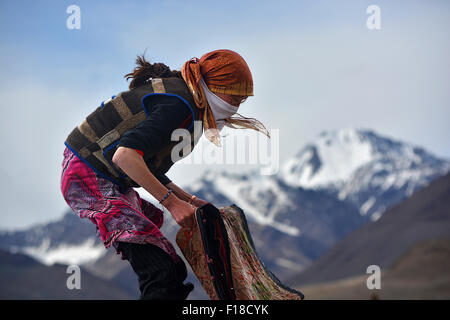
[60,146,180,262]
[176,203,305,300]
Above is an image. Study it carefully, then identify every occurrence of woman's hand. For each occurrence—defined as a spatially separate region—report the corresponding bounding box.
[165,194,196,228]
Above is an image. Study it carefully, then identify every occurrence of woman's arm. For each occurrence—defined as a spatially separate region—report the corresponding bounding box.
[167,181,209,207]
[166,182,193,202]
[112,146,195,228]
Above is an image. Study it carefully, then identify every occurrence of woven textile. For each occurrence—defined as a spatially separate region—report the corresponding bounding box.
[176,203,304,300]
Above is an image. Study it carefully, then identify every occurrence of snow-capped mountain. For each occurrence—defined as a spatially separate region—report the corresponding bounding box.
[184,169,366,279]
[180,128,450,276]
[1,128,449,298]
[279,128,450,220]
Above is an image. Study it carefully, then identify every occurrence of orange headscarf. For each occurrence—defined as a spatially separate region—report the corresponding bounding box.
[182,49,269,146]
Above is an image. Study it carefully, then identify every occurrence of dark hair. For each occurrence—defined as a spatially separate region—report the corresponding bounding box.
[124,54,182,89]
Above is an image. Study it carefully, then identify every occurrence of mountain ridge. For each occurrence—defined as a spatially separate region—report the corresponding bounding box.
[0,127,448,299]
[288,171,450,287]
[279,128,450,220]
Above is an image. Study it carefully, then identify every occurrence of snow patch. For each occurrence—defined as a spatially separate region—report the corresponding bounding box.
[281,128,374,188]
[360,197,376,216]
[23,238,106,266]
[275,257,303,271]
[195,171,301,236]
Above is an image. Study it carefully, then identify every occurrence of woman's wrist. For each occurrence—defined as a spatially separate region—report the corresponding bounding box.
[159,188,173,205]
[166,182,189,202]
[161,192,180,210]
[187,194,197,204]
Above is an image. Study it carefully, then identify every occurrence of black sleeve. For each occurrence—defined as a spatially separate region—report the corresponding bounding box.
[117,95,192,159]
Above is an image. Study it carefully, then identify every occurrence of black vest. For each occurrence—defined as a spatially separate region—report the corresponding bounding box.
[64,77,203,192]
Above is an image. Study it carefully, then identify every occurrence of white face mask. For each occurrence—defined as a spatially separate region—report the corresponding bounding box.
[200,77,239,132]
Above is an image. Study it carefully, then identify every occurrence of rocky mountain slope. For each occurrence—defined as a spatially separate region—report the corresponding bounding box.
[297,237,450,299]
[288,171,450,287]
[1,128,448,299]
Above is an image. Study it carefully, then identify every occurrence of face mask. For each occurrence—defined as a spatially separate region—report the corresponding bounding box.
[200,77,239,132]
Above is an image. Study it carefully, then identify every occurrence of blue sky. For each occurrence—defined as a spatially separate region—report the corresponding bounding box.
[0,0,449,229]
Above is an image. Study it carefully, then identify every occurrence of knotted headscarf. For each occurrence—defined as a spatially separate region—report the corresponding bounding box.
[181,49,270,147]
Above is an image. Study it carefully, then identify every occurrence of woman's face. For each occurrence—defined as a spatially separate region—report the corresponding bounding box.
[215,93,247,107]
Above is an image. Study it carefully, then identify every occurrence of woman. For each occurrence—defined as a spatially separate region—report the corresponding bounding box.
[60,49,269,300]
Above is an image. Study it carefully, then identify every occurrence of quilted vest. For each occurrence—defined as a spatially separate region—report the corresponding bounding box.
[64,77,203,193]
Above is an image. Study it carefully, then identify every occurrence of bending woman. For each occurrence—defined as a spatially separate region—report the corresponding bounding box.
[60,49,269,300]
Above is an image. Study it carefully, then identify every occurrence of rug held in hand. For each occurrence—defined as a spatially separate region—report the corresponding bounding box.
[176,203,305,300]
